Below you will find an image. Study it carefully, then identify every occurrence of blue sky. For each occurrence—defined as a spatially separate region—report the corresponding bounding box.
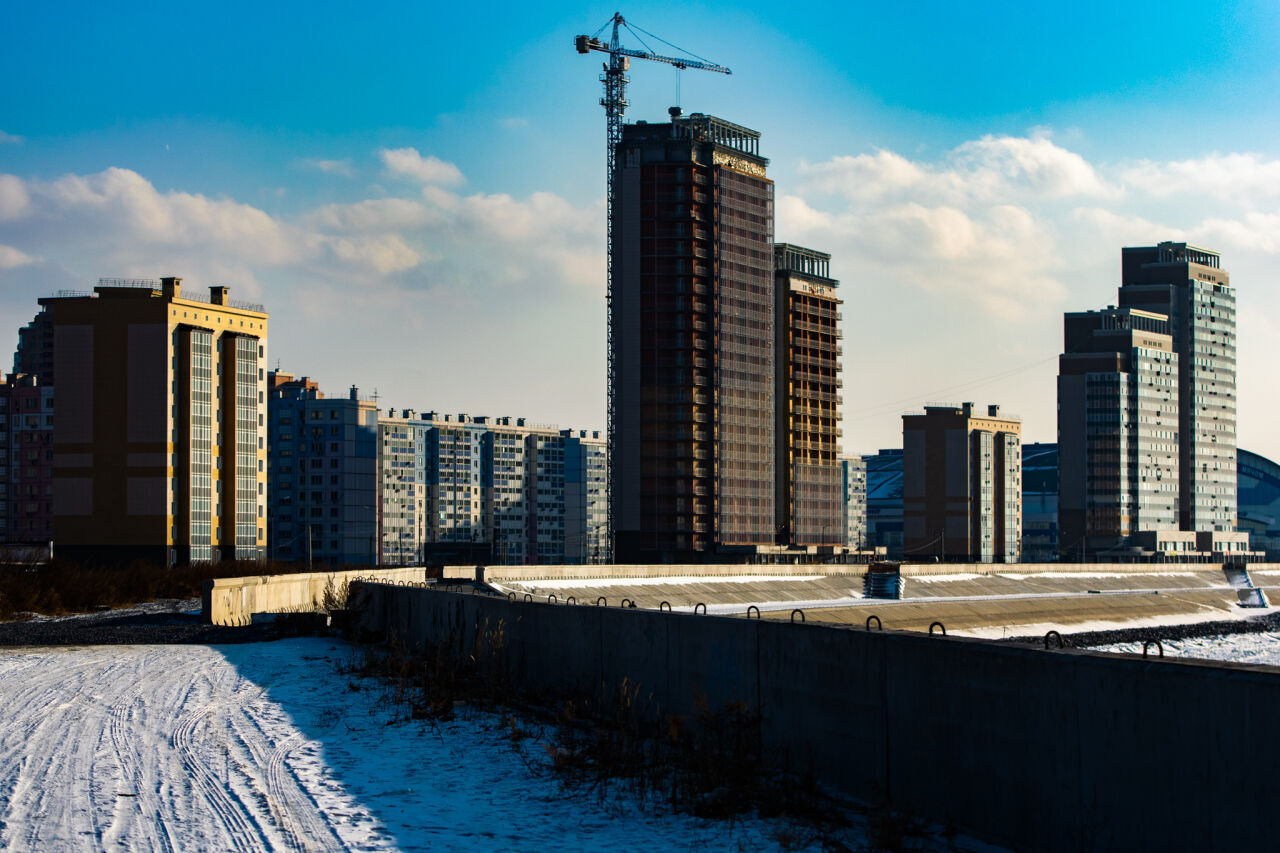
[3,0,1280,457]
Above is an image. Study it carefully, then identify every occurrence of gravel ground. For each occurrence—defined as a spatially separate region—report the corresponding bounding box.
[0,600,276,646]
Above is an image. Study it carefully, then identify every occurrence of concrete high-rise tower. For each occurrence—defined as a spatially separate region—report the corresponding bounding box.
[610,110,775,563]
[1118,243,1236,532]
[1057,307,1180,558]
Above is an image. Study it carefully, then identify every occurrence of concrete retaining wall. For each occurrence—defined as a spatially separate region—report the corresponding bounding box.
[442,563,866,582]
[203,566,425,626]
[441,561,1280,582]
[356,583,1280,853]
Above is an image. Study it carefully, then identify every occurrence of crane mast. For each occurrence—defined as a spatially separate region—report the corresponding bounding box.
[575,13,730,560]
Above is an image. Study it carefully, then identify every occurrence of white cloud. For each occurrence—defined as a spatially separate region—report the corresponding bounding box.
[952,134,1115,199]
[1121,153,1280,203]
[300,158,354,177]
[37,167,297,264]
[0,175,30,221]
[312,233,423,275]
[378,147,465,186]
[1195,211,1280,253]
[0,245,37,269]
[801,133,1116,205]
[0,163,603,306]
[0,131,22,145]
[306,198,436,233]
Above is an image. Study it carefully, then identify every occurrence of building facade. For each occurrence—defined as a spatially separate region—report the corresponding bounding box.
[1118,242,1236,532]
[0,373,54,546]
[865,449,904,559]
[377,408,427,567]
[48,278,267,564]
[1057,307,1180,559]
[902,403,1022,563]
[267,372,379,567]
[1021,443,1059,562]
[359,410,609,566]
[774,243,843,546]
[565,430,609,564]
[13,306,55,385]
[1238,449,1280,559]
[840,455,867,551]
[611,109,776,563]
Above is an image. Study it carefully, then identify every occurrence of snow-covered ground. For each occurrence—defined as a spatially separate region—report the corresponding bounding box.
[1090,631,1280,667]
[0,638,999,852]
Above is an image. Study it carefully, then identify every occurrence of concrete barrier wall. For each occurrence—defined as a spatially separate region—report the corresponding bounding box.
[441,561,1280,582]
[443,563,867,582]
[893,561,1280,576]
[356,583,1280,853]
[203,566,425,626]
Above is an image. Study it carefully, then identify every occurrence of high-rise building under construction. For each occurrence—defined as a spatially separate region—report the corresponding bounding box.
[610,109,776,563]
[774,244,843,546]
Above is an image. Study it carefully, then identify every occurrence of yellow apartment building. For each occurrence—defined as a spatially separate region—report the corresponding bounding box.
[49,277,267,564]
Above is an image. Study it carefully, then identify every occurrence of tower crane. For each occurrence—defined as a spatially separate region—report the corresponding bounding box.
[575,13,731,555]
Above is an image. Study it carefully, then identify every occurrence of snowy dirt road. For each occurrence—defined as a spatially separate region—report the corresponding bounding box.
[0,640,839,852]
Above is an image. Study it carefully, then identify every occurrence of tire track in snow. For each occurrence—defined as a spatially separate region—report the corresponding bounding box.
[171,689,270,853]
[264,730,343,851]
[0,648,121,853]
[102,650,177,853]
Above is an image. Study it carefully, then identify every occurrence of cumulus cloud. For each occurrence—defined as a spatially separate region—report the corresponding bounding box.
[953,134,1115,199]
[305,198,436,233]
[779,194,1063,320]
[787,132,1280,325]
[801,133,1116,206]
[0,167,439,288]
[1121,153,1280,203]
[0,245,37,269]
[0,163,602,303]
[0,131,22,145]
[0,175,30,221]
[378,148,465,186]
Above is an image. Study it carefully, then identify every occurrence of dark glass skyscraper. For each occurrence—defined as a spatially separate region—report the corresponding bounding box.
[610,110,775,563]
